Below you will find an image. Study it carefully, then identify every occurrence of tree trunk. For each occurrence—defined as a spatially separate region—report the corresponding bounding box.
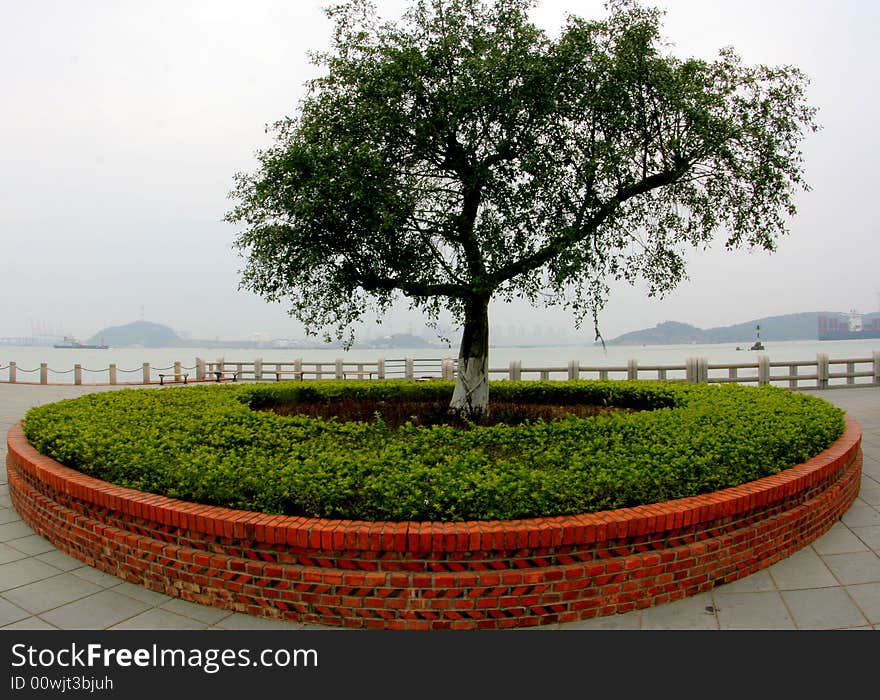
[450,295,490,420]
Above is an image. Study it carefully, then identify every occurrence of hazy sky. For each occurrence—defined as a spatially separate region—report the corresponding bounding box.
[1,0,877,343]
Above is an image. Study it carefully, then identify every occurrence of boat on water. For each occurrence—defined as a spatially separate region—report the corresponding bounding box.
[818,310,880,341]
[53,336,109,350]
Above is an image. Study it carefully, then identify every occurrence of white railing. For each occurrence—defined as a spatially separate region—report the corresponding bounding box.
[1,352,878,390]
[494,354,880,390]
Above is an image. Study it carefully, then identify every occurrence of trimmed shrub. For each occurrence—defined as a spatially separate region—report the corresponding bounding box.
[21,380,845,521]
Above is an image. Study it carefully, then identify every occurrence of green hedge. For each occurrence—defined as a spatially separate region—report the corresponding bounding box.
[21,380,845,521]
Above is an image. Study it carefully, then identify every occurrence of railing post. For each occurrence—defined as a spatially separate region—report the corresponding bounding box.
[874,351,880,386]
[846,361,855,386]
[9,361,16,383]
[627,359,638,381]
[74,364,82,385]
[788,364,798,390]
[377,358,385,379]
[509,360,522,381]
[441,357,454,380]
[40,363,48,384]
[686,357,696,383]
[335,358,344,379]
[567,360,579,380]
[195,358,205,381]
[295,357,303,380]
[817,353,829,390]
[254,358,263,382]
[109,363,117,385]
[405,357,414,379]
[174,361,182,382]
[757,355,770,386]
[686,357,708,383]
[143,362,151,385]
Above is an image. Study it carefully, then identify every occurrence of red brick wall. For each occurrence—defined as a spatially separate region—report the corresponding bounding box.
[6,418,862,629]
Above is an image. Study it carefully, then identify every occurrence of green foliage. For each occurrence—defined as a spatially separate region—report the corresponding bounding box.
[22,381,845,522]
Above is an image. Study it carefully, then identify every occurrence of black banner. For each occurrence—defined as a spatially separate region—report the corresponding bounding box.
[1,629,872,698]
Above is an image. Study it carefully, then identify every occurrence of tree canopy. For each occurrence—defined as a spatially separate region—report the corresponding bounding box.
[226,0,817,417]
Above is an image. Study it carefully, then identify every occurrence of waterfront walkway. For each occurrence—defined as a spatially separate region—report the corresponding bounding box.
[1,383,878,630]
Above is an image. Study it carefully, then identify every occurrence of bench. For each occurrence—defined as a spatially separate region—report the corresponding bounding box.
[273,371,304,381]
[211,371,239,382]
[158,373,188,385]
[342,371,377,380]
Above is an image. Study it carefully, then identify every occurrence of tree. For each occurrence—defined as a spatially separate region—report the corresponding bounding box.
[226,0,817,419]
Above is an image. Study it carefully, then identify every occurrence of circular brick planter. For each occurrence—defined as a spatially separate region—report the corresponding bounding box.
[6,418,862,629]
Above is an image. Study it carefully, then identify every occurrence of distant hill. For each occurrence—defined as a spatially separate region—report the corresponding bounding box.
[85,323,444,350]
[604,311,880,345]
[88,321,183,348]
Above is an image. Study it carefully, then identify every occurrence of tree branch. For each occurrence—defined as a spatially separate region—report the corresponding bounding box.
[489,160,691,284]
[361,270,469,299]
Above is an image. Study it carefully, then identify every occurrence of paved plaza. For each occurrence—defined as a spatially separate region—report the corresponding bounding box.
[1,382,878,630]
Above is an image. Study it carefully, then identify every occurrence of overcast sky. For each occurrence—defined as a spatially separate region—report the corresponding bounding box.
[1,0,877,343]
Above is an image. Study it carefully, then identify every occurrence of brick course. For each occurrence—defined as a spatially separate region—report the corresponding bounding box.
[6,418,861,629]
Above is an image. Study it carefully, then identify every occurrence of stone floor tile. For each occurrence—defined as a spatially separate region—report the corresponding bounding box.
[8,534,59,556]
[713,591,796,630]
[0,521,38,542]
[0,507,22,525]
[35,549,89,572]
[158,598,234,626]
[40,590,152,629]
[845,582,880,625]
[811,525,871,555]
[108,608,210,630]
[822,551,880,586]
[2,572,105,614]
[0,597,31,626]
[0,542,29,566]
[1,616,59,630]
[68,565,126,588]
[639,592,719,630]
[109,581,176,606]
[0,559,65,592]
[768,548,837,590]
[859,462,880,482]
[857,487,880,507]
[781,588,868,629]
[851,525,880,551]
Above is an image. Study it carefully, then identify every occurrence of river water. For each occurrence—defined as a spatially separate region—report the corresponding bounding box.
[2,338,878,385]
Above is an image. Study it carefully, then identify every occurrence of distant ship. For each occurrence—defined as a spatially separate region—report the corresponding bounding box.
[818,311,880,341]
[53,336,110,349]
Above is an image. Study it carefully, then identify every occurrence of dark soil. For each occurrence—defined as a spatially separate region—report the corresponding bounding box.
[265,398,632,429]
